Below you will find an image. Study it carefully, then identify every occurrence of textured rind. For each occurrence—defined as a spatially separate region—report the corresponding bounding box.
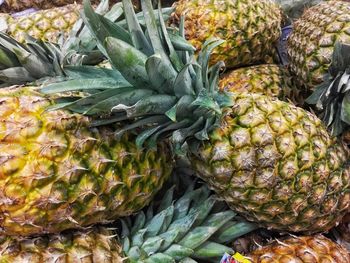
[248,235,350,262]
[219,64,294,99]
[171,0,282,69]
[190,93,350,233]
[287,1,350,90]
[0,86,173,236]
[3,4,81,43]
[0,227,123,262]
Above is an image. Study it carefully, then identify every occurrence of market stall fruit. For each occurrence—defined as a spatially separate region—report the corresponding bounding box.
[49,0,350,234]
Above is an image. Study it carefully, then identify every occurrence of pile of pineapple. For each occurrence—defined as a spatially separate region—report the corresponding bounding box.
[0,0,349,262]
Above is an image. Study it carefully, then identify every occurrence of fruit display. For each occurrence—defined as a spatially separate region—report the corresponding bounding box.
[45,0,350,235]
[287,0,350,91]
[0,0,349,261]
[170,0,282,68]
[247,235,350,262]
[0,182,257,262]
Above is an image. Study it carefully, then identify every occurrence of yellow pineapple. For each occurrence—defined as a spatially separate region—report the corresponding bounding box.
[50,0,350,234]
[0,86,173,236]
[219,64,299,103]
[247,235,350,262]
[0,183,257,262]
[287,0,350,91]
[170,0,282,69]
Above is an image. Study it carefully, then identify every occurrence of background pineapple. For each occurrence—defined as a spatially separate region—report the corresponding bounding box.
[287,0,350,91]
[247,235,350,262]
[170,0,282,69]
[0,0,117,12]
[0,4,81,43]
[219,64,301,104]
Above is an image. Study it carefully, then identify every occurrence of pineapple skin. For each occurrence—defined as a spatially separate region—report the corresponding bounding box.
[171,0,282,69]
[219,64,295,100]
[287,1,350,91]
[0,87,172,236]
[0,227,124,262]
[189,93,350,233]
[0,4,81,43]
[248,235,350,262]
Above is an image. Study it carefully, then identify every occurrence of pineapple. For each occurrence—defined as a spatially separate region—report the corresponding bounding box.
[170,0,282,69]
[0,0,175,43]
[0,4,81,43]
[247,235,350,262]
[48,0,350,234]
[0,86,173,236]
[219,64,297,102]
[0,183,257,262]
[0,0,101,13]
[287,0,350,91]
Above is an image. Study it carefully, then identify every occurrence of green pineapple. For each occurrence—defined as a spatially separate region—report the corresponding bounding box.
[44,0,350,234]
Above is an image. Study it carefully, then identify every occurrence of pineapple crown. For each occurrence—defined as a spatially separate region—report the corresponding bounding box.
[0,0,173,87]
[120,179,257,263]
[306,42,350,136]
[43,0,233,152]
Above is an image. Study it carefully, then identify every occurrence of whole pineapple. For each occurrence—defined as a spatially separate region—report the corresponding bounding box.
[0,86,172,236]
[52,0,350,234]
[170,0,282,69]
[0,183,257,262]
[287,0,350,91]
[247,235,350,262]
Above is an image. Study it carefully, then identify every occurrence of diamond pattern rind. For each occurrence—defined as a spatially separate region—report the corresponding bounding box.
[190,93,350,233]
[288,1,350,90]
[171,0,282,69]
[0,87,173,236]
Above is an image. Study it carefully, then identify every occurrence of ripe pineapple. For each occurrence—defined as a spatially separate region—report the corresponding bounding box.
[287,0,350,91]
[170,0,282,69]
[0,86,173,236]
[0,4,81,43]
[247,235,350,262]
[50,0,350,234]
[0,183,257,262]
[219,64,297,102]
